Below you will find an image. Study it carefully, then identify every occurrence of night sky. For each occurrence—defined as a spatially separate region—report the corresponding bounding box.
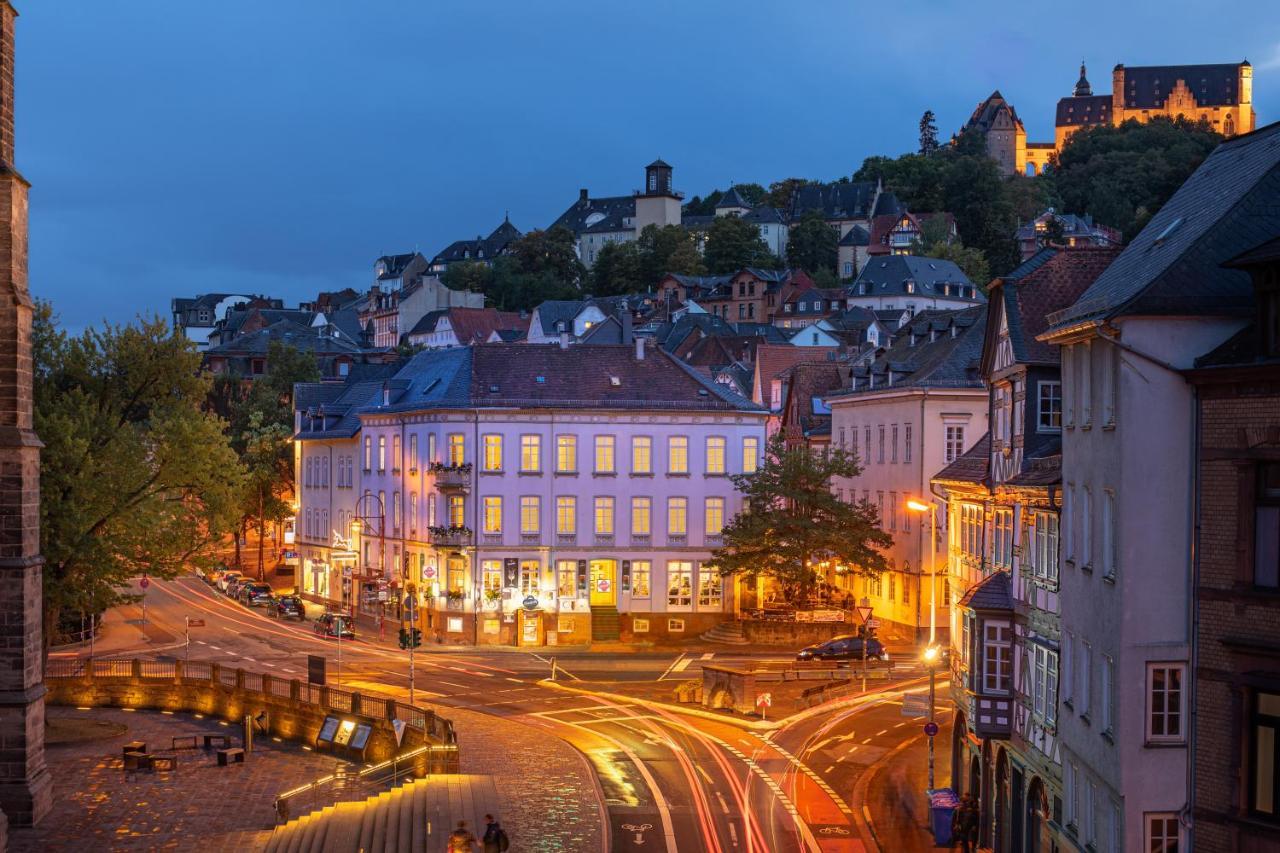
[19,1,1280,331]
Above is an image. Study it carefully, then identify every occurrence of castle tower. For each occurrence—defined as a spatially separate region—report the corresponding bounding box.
[634,158,682,232]
[0,1,53,828]
[1073,62,1092,96]
[1240,60,1254,133]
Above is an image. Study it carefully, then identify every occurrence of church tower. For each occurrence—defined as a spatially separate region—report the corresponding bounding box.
[1073,62,1092,96]
[634,158,682,233]
[0,1,53,828]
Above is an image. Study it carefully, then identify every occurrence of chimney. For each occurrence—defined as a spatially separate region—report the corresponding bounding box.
[635,335,645,360]
[619,305,633,346]
[579,188,589,206]
[557,320,569,350]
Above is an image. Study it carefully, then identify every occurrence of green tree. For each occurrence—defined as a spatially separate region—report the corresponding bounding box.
[853,154,948,213]
[34,304,244,644]
[943,153,1020,275]
[240,410,295,580]
[910,217,991,287]
[785,210,838,276]
[1048,116,1221,240]
[439,260,493,297]
[509,226,586,287]
[919,110,939,155]
[589,240,646,296]
[703,214,780,273]
[636,224,705,282]
[711,436,891,602]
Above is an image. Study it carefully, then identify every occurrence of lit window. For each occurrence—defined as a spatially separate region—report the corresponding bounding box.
[667,561,693,607]
[698,565,722,607]
[594,435,616,473]
[519,560,539,596]
[706,437,726,474]
[482,434,502,472]
[668,497,688,536]
[447,433,465,467]
[594,497,615,536]
[392,435,402,471]
[631,497,651,536]
[556,434,577,473]
[378,436,387,471]
[1039,381,1063,431]
[983,622,1012,694]
[743,437,759,474]
[669,436,689,474]
[1250,691,1280,818]
[631,560,651,597]
[482,559,501,594]
[632,436,652,474]
[520,496,540,535]
[520,434,541,473]
[945,425,965,463]
[705,497,725,537]
[482,496,502,534]
[556,496,576,535]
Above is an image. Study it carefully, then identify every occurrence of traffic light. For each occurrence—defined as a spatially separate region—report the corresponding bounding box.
[398,627,409,649]
[411,627,422,648]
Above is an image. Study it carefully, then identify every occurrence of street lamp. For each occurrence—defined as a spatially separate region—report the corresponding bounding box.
[923,643,941,791]
[906,499,938,646]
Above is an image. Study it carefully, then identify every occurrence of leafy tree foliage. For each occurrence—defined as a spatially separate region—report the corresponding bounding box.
[764,177,816,211]
[508,226,586,287]
[589,241,646,296]
[703,214,780,273]
[785,210,838,276]
[909,216,991,287]
[1046,116,1221,240]
[34,304,244,641]
[442,256,579,312]
[588,225,705,296]
[919,110,939,155]
[711,436,891,601]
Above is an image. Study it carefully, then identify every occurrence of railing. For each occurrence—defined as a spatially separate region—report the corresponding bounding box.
[426,527,473,547]
[273,742,450,824]
[430,465,472,489]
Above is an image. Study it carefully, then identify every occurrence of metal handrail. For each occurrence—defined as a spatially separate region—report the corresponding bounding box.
[273,743,450,823]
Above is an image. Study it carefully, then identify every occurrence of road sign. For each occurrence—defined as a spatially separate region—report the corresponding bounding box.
[855,605,873,623]
[756,692,772,708]
[923,721,939,737]
[902,693,929,717]
[867,618,881,629]
[186,618,205,628]
[139,576,150,590]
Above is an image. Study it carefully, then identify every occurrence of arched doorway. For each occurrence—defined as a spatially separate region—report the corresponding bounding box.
[1025,776,1050,853]
[993,748,1009,853]
[980,740,994,847]
[951,712,968,795]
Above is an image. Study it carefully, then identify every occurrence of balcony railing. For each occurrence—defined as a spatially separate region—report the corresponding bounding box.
[426,526,473,547]
[429,463,472,490]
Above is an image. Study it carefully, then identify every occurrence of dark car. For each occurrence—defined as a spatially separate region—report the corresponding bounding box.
[270,595,306,621]
[314,613,355,640]
[239,582,274,607]
[796,635,890,665]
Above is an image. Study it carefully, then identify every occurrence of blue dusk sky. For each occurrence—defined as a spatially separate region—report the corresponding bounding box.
[18,1,1280,331]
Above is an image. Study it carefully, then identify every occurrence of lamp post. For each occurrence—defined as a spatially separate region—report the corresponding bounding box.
[923,643,940,791]
[906,499,937,646]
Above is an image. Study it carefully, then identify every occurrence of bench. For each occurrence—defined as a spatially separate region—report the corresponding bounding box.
[151,754,178,773]
[123,741,146,759]
[217,747,245,766]
[123,750,150,777]
[203,734,232,750]
[171,735,198,750]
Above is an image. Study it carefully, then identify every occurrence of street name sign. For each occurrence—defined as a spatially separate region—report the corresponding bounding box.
[902,693,929,717]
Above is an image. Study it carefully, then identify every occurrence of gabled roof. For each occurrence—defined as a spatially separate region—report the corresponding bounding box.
[834,306,987,396]
[375,253,421,279]
[986,246,1121,370]
[958,569,1013,612]
[1046,120,1280,334]
[444,308,528,346]
[852,255,983,303]
[781,361,845,438]
[551,193,635,235]
[932,432,991,486]
[715,186,752,210]
[742,206,785,225]
[965,91,1023,133]
[531,300,586,336]
[752,343,839,406]
[839,224,870,247]
[431,216,523,265]
[790,181,878,223]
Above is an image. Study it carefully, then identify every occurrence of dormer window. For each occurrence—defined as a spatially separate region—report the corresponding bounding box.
[906,281,915,294]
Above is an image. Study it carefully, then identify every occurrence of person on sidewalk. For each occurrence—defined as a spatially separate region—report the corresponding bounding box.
[950,794,979,853]
[482,813,510,852]
[448,819,477,851]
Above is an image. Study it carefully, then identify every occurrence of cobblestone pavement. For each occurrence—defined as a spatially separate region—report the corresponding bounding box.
[448,705,605,853]
[9,706,355,852]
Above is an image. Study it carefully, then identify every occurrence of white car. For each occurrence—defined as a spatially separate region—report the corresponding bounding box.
[217,571,242,592]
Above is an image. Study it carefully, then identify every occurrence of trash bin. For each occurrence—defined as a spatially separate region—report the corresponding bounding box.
[928,787,959,845]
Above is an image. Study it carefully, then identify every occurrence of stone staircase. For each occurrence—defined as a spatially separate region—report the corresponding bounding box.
[590,605,620,642]
[701,620,749,645]
[264,774,500,853]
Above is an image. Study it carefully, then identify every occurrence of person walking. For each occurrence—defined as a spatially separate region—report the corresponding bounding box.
[447,819,477,852]
[950,793,979,853]
[482,813,510,852]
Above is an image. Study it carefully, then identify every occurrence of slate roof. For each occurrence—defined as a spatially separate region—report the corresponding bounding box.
[790,182,878,223]
[839,224,871,247]
[742,206,785,225]
[835,306,987,395]
[957,569,1013,612]
[966,91,1023,132]
[665,273,734,295]
[1046,120,1280,333]
[992,246,1122,367]
[551,194,635,235]
[932,432,991,486]
[781,361,845,437]
[1116,62,1245,110]
[1194,235,1280,369]
[1006,451,1063,487]
[1055,94,1113,128]
[431,217,523,265]
[1014,210,1117,242]
[376,253,421,280]
[204,320,367,357]
[340,344,766,416]
[531,300,586,336]
[716,187,752,210]
[852,255,983,303]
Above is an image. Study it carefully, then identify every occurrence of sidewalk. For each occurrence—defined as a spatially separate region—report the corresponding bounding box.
[50,602,182,658]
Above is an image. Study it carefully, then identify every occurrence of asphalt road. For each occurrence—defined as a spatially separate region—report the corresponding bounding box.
[66,575,938,852]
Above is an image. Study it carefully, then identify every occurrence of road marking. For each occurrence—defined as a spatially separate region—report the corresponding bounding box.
[242,657,256,663]
[894,721,907,728]
[695,764,713,785]
[875,729,888,737]
[438,681,467,690]
[657,655,685,681]
[861,737,872,744]
[700,652,714,660]
[209,646,222,651]
[260,662,275,668]
[196,641,207,645]
[728,823,738,845]
[716,792,730,815]
[825,764,835,773]
[507,677,524,684]
[281,668,296,673]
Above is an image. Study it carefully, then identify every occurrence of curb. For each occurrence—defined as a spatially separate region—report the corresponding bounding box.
[849,730,924,853]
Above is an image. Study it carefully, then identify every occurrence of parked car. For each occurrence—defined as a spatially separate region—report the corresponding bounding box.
[796,635,890,665]
[239,582,274,607]
[217,571,241,593]
[225,577,249,599]
[313,613,355,640]
[270,595,306,621]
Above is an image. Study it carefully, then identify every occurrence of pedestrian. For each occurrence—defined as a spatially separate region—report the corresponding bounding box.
[950,793,979,853]
[482,813,510,852]
[447,819,477,852]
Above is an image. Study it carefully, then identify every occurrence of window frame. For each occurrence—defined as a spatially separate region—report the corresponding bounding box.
[668,496,688,537]
[556,496,577,536]
[705,436,727,475]
[594,434,616,474]
[594,496,615,537]
[519,433,541,473]
[482,495,502,535]
[631,435,653,475]
[555,434,577,473]
[742,437,759,474]
[1146,662,1187,745]
[1038,380,1063,432]
[520,495,540,536]
[668,436,689,475]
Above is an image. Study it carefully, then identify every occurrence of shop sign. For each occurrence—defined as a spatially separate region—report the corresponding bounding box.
[423,564,437,579]
[522,595,539,610]
[503,558,518,588]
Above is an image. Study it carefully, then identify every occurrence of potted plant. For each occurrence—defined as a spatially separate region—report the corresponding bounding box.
[445,589,466,608]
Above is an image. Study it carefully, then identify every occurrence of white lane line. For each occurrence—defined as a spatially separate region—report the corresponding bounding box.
[716,792,730,815]
[728,823,739,846]
[507,677,524,684]
[260,662,275,668]
[861,737,872,744]
[695,764,713,785]
[196,641,207,645]
[825,764,835,773]
[242,657,256,663]
[656,654,685,681]
[209,646,222,651]
[438,681,467,690]
[281,668,296,673]
[875,729,888,737]
[700,652,714,660]
[894,721,907,728]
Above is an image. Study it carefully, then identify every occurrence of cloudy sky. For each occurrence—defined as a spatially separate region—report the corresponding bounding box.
[19,1,1280,330]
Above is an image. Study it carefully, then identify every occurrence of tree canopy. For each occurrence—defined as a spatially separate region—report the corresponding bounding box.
[784,210,838,277]
[703,214,780,274]
[710,436,891,602]
[35,305,244,640]
[919,110,939,155]
[589,224,704,296]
